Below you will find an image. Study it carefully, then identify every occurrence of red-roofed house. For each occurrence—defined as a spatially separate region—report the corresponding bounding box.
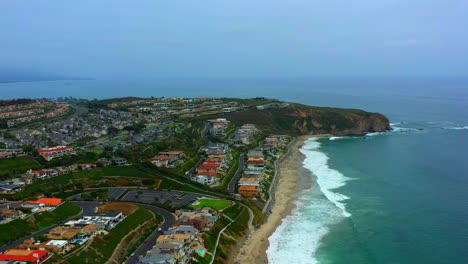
[238,186,260,197]
[37,146,75,161]
[0,248,52,263]
[27,169,49,179]
[197,163,220,173]
[27,198,62,207]
[148,151,185,168]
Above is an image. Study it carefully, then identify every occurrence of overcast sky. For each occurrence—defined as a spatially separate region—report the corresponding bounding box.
[1,0,467,79]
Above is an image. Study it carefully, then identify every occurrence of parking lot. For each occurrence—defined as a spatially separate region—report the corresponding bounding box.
[107,188,127,200]
[121,190,201,208]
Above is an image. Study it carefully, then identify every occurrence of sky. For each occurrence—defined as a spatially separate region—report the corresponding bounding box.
[1,0,467,80]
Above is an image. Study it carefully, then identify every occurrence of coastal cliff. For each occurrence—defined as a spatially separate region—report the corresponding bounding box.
[226,102,391,136]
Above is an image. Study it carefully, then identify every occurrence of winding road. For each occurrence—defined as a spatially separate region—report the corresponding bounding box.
[124,204,176,264]
[227,152,245,193]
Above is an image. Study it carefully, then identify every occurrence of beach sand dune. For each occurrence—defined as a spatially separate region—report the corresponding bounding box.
[234,136,311,264]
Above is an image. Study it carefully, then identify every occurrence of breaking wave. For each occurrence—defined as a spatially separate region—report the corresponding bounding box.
[267,138,348,264]
[301,139,352,217]
[442,125,468,130]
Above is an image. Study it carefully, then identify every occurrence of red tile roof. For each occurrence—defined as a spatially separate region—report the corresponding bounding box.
[197,172,217,177]
[198,164,220,170]
[37,146,73,153]
[239,186,258,191]
[0,249,50,263]
[27,198,62,206]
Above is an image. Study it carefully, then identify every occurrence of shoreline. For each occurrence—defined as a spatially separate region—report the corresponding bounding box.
[234,135,317,264]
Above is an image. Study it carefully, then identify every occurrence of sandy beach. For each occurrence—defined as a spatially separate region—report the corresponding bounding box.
[234,135,313,264]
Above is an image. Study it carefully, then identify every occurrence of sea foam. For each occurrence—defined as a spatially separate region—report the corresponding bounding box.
[301,139,352,217]
[267,138,349,264]
[442,125,468,130]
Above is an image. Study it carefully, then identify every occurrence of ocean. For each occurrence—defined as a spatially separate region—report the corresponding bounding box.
[1,78,467,263]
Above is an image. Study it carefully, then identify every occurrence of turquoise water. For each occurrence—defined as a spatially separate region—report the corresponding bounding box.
[268,125,468,264]
[317,125,467,264]
[1,78,467,263]
[264,81,468,263]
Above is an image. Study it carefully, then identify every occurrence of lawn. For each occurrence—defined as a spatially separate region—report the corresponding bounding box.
[67,206,154,264]
[0,156,40,178]
[192,198,232,211]
[0,202,81,246]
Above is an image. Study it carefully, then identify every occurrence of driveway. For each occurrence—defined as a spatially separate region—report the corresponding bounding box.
[227,153,245,193]
[124,204,176,264]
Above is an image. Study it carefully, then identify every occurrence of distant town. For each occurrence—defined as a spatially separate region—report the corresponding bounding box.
[0,96,293,264]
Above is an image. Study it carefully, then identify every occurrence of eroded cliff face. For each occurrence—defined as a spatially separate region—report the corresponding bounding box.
[292,107,391,136]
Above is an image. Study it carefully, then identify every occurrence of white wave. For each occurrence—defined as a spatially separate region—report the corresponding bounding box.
[267,193,343,264]
[390,122,405,126]
[329,136,345,141]
[366,132,386,136]
[442,126,468,130]
[391,126,419,133]
[300,138,352,217]
[267,138,349,264]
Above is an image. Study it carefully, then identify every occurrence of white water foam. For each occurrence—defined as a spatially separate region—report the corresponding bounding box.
[329,136,346,140]
[301,139,352,217]
[267,192,343,264]
[443,125,468,130]
[391,126,419,133]
[366,132,386,136]
[267,138,351,264]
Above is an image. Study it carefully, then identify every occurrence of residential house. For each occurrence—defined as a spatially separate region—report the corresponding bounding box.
[27,170,49,179]
[0,181,23,194]
[176,209,218,231]
[192,173,217,185]
[46,226,82,240]
[0,208,24,220]
[0,249,51,264]
[112,157,129,166]
[138,247,176,264]
[207,118,230,137]
[0,149,25,159]
[64,211,124,230]
[149,151,185,168]
[26,198,62,207]
[238,185,260,197]
[238,177,260,187]
[37,146,75,161]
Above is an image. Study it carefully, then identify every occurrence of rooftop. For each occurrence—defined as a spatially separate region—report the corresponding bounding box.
[238,186,259,191]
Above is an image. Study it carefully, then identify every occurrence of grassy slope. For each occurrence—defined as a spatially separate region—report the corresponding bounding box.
[225,107,301,135]
[0,156,40,178]
[8,166,150,197]
[0,202,81,246]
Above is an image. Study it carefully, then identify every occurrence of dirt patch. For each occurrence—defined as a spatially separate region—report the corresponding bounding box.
[97,202,137,215]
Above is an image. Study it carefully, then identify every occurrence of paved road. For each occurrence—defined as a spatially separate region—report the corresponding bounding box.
[227,153,246,193]
[125,205,176,264]
[0,201,98,252]
[184,157,206,179]
[0,201,22,210]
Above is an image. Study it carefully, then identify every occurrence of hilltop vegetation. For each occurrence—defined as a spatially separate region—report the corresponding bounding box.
[0,156,40,179]
[226,102,390,136]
